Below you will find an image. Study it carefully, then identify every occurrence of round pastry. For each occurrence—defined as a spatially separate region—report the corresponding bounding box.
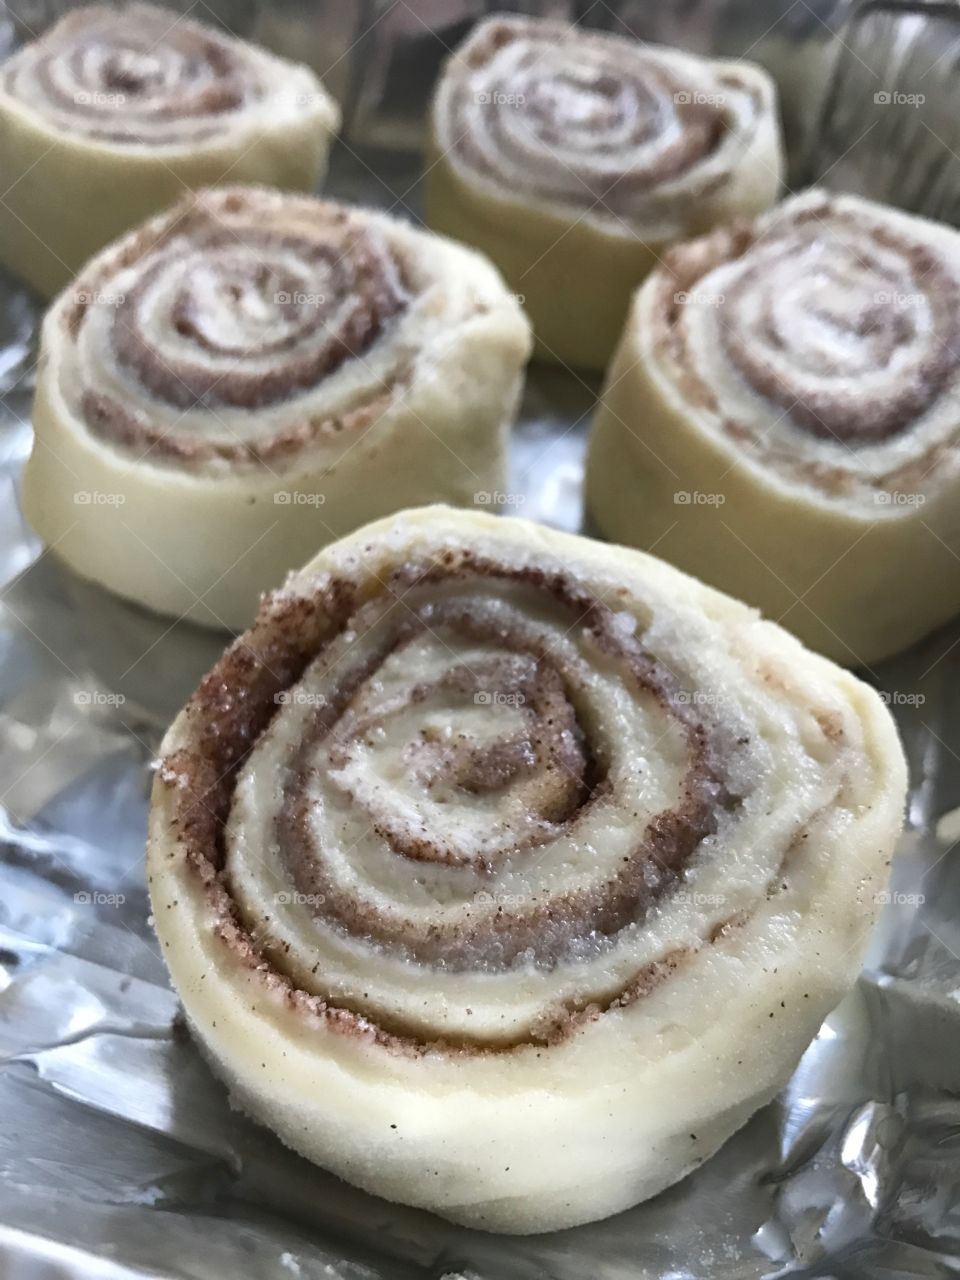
[426,14,783,370]
[587,189,960,666]
[146,504,906,1234]
[22,186,532,629]
[0,2,340,297]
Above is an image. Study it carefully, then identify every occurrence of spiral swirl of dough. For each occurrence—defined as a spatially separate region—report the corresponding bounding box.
[433,16,772,229]
[26,192,532,628]
[62,187,414,469]
[154,510,891,1046]
[1,2,316,147]
[147,508,904,1231]
[650,190,960,490]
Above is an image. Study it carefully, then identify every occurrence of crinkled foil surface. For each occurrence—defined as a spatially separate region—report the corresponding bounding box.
[1,2,960,1277]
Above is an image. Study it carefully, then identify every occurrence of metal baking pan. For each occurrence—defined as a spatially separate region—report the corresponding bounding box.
[1,2,959,1277]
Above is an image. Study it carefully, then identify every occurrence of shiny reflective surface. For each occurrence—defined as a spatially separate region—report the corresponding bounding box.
[2,2,960,1277]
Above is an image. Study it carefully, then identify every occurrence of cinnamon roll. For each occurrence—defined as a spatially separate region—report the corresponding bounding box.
[587,189,960,666]
[146,504,906,1234]
[22,187,532,628]
[0,2,340,296]
[426,15,783,370]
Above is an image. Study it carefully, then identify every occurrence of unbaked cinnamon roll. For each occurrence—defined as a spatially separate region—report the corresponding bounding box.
[22,187,531,628]
[0,2,340,296]
[426,15,783,370]
[146,505,906,1234]
[587,189,960,666]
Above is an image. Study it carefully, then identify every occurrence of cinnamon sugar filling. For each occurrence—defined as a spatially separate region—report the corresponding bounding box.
[153,554,766,1053]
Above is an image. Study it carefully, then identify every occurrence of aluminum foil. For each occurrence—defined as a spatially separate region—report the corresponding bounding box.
[2,2,960,1277]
